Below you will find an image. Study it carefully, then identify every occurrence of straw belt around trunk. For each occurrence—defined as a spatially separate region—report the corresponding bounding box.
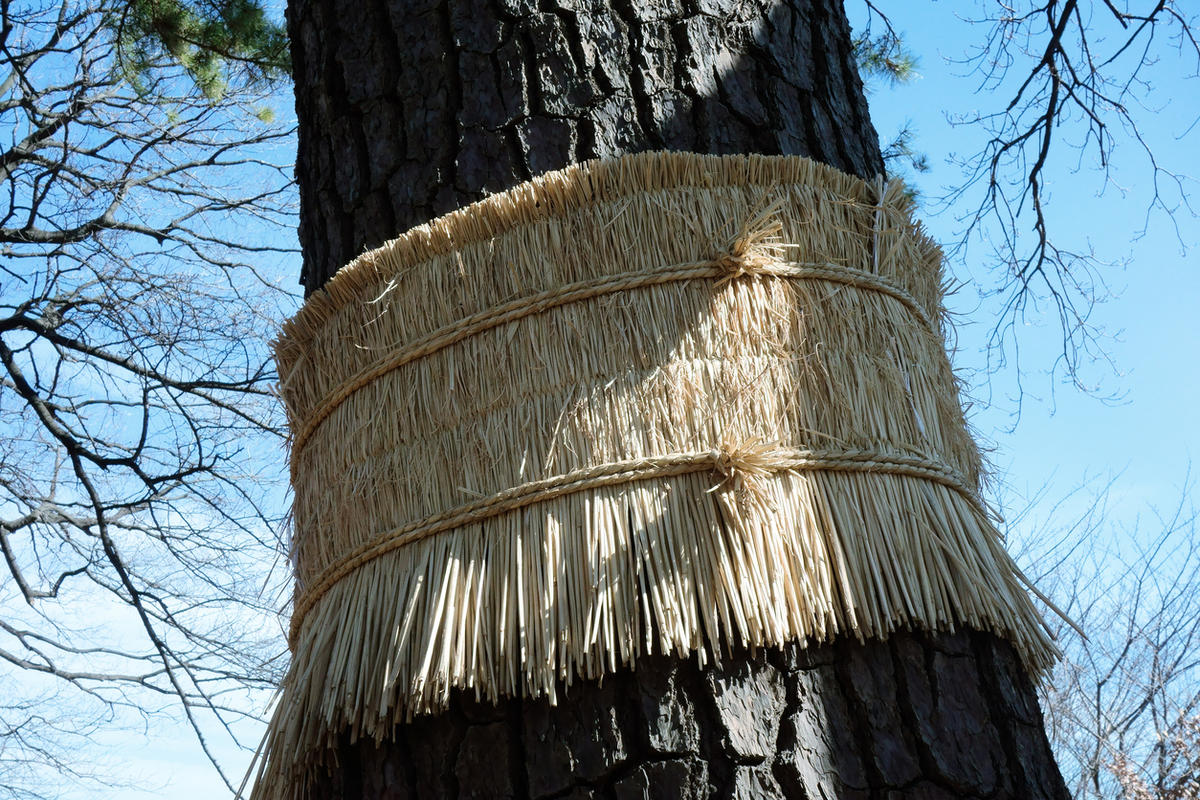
[250,152,1061,800]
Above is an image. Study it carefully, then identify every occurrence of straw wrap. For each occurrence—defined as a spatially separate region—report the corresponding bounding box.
[257,152,1057,798]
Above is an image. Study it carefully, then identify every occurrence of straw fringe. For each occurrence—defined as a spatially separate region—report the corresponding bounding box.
[254,152,1058,800]
[287,441,988,647]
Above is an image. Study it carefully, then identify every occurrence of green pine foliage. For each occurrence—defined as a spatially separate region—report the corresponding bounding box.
[853,29,919,86]
[852,25,927,190]
[109,0,289,98]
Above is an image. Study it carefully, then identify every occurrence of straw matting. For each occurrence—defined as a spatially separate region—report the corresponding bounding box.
[254,152,1058,798]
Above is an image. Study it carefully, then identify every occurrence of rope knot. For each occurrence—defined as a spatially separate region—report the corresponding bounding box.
[715,200,787,286]
[709,438,790,505]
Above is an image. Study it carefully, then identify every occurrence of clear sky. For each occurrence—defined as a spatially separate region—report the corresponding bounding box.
[76,3,1200,797]
[855,2,1198,532]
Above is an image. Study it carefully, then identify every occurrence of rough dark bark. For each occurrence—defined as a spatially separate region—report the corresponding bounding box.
[286,0,1071,797]
[312,631,1068,799]
[288,0,883,293]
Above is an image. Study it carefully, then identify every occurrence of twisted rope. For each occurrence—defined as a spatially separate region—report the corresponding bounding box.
[288,443,982,646]
[287,254,936,469]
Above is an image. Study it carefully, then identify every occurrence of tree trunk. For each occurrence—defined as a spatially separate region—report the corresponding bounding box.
[288,0,882,293]
[285,0,1071,797]
[320,632,1066,799]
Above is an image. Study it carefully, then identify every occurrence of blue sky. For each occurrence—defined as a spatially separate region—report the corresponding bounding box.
[855,2,1198,530]
[77,4,1200,797]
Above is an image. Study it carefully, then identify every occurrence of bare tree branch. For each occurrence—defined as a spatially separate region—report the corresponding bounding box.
[940,1,1198,391]
[1010,473,1200,798]
[0,1,295,795]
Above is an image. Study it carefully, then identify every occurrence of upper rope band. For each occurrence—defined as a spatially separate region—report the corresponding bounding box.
[287,253,937,470]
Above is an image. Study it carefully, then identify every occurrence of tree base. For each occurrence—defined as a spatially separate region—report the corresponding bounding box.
[316,628,1069,799]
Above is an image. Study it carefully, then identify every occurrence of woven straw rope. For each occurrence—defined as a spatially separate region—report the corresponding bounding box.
[288,254,937,469]
[288,443,984,645]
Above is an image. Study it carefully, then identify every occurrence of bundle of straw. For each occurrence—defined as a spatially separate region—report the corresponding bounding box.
[254,152,1057,798]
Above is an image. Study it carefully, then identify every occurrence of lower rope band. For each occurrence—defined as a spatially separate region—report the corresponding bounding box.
[288,442,983,646]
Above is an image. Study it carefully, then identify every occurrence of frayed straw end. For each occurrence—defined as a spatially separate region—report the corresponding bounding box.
[709,438,790,506]
[715,199,788,286]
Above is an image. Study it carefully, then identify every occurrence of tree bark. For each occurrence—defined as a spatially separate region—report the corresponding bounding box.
[288,0,882,293]
[285,0,1071,797]
[316,631,1066,799]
